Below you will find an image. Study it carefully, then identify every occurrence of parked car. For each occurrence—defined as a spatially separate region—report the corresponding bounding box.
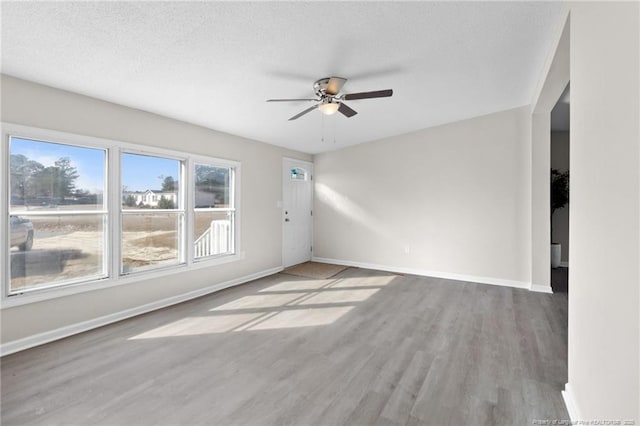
[10,216,33,251]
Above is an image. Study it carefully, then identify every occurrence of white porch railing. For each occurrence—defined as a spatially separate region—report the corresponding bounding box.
[194,219,231,258]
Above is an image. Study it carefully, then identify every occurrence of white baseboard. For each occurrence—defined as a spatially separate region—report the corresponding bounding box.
[0,266,283,357]
[562,382,581,421]
[530,284,554,293]
[312,257,530,290]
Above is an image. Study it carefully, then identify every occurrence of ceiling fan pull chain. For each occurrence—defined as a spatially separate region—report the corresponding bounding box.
[333,115,337,144]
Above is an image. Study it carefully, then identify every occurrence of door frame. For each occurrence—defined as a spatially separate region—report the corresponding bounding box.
[530,13,569,294]
[282,157,314,268]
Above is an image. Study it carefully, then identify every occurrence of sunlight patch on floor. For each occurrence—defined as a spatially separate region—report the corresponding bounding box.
[259,279,334,292]
[129,275,393,340]
[129,305,355,339]
[242,307,354,331]
[331,275,395,288]
[210,292,308,310]
[299,288,379,304]
[130,313,263,338]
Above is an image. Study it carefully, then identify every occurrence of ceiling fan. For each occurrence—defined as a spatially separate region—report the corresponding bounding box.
[267,77,393,121]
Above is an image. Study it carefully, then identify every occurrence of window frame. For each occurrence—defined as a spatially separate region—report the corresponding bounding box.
[1,122,242,309]
[5,135,110,297]
[119,150,187,275]
[191,161,237,262]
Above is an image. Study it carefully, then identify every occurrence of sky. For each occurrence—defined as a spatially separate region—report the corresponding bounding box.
[11,138,178,193]
[121,153,179,192]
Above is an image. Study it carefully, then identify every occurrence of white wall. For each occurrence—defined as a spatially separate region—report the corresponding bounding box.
[551,130,569,263]
[568,2,639,420]
[531,13,570,292]
[0,75,311,345]
[314,106,532,286]
[531,112,552,289]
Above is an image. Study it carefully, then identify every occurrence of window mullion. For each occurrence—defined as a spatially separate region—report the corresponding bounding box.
[186,158,194,266]
[1,133,9,298]
[121,209,185,214]
[231,167,237,255]
[110,146,121,281]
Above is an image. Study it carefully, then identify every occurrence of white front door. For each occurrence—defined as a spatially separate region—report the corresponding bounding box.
[283,158,313,268]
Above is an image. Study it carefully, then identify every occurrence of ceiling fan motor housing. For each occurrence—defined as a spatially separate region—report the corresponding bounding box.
[314,77,334,98]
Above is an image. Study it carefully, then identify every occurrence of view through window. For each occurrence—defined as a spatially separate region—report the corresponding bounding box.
[121,153,183,274]
[5,129,238,297]
[194,164,235,259]
[8,137,107,293]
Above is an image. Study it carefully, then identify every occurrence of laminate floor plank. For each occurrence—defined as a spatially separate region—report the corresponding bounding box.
[1,267,569,425]
[379,349,432,426]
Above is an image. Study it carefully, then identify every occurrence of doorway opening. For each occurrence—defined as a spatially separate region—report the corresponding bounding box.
[550,82,570,293]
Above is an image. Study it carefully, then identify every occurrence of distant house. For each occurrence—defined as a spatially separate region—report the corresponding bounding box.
[123,190,177,208]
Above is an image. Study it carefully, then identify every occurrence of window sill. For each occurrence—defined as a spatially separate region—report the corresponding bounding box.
[1,251,244,309]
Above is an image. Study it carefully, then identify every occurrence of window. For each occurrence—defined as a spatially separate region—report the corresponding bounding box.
[8,136,107,294]
[290,167,307,180]
[3,124,240,303]
[193,164,235,260]
[121,153,184,274]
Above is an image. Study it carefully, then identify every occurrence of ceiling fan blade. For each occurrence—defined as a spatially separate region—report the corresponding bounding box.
[338,102,358,118]
[288,104,319,121]
[343,89,393,101]
[326,77,347,96]
[267,98,317,102]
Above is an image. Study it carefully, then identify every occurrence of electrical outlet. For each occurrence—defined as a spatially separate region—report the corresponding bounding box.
[404,245,410,254]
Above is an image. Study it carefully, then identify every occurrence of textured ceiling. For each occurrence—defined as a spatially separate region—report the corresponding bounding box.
[1,1,567,154]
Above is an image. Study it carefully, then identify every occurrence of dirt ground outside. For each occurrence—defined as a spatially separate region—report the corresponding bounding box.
[9,211,227,292]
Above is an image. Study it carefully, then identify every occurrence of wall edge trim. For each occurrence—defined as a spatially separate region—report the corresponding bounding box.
[530,284,554,293]
[312,257,531,290]
[562,382,582,421]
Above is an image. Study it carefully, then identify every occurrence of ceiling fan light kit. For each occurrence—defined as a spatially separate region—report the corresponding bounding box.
[267,76,393,121]
[319,100,340,115]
